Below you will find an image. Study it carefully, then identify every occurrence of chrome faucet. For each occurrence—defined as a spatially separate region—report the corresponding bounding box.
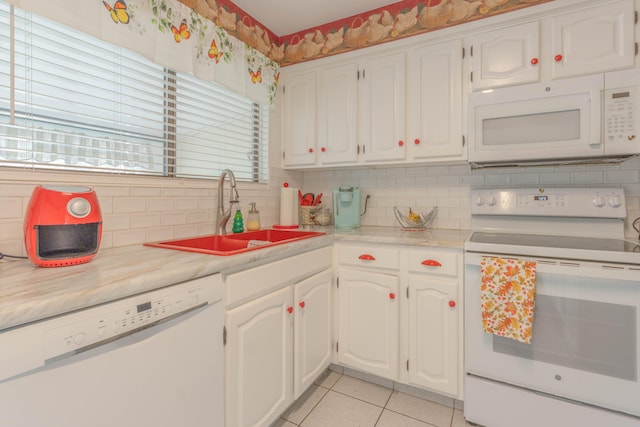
[216,169,239,235]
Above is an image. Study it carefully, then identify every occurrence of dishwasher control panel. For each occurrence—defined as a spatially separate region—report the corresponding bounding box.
[43,275,221,360]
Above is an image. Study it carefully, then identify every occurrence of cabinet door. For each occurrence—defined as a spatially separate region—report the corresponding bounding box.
[225,286,294,427]
[407,275,458,396]
[408,39,464,161]
[359,52,406,163]
[318,62,359,165]
[282,70,317,167]
[469,21,540,90]
[550,0,635,80]
[338,268,399,380]
[293,269,333,399]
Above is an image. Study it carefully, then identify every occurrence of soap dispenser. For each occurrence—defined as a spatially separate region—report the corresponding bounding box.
[232,207,244,233]
[246,202,261,231]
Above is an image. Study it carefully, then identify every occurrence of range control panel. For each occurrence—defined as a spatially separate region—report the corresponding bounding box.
[43,275,220,361]
[471,187,626,218]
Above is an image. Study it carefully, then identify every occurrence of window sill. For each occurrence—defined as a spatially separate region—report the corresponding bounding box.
[0,167,269,190]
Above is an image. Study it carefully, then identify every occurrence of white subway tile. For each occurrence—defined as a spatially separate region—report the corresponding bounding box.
[0,197,22,219]
[112,228,146,247]
[161,211,187,226]
[113,197,146,213]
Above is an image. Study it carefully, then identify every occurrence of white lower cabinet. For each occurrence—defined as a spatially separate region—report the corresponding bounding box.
[336,243,463,398]
[407,275,459,395]
[337,268,400,381]
[224,247,333,427]
[225,286,293,427]
[294,269,333,399]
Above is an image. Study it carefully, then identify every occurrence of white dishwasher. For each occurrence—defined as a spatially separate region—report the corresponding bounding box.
[0,274,224,427]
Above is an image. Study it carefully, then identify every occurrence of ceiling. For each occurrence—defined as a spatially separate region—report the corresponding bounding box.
[231,0,401,36]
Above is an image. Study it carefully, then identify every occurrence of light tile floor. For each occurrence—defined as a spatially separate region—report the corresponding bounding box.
[273,370,474,427]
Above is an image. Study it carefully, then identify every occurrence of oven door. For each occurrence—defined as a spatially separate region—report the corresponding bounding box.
[465,252,640,417]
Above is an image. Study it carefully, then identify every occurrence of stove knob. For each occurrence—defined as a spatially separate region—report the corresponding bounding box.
[473,195,485,206]
[608,195,623,208]
[487,196,497,206]
[67,197,91,218]
[592,195,606,208]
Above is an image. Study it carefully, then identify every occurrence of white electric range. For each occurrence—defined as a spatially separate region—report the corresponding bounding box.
[463,187,640,427]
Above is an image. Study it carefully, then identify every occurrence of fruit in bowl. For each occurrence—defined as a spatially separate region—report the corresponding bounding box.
[393,206,437,230]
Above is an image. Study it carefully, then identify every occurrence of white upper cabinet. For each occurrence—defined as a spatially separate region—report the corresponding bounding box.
[407,39,465,161]
[468,0,636,91]
[469,21,540,91]
[359,51,407,163]
[549,0,635,80]
[282,70,317,167]
[317,62,359,165]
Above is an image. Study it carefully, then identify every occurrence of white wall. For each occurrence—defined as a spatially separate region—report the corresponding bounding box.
[1,156,638,258]
[299,157,640,239]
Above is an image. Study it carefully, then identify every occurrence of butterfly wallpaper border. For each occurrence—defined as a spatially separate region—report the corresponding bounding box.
[176,0,553,66]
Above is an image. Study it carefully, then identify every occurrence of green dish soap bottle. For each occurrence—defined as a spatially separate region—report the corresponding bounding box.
[232,207,244,233]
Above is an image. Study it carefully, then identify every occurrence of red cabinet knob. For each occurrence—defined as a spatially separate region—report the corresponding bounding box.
[299,301,305,308]
[554,54,563,62]
[389,293,396,300]
[308,148,314,153]
[358,254,376,261]
[449,300,456,308]
[287,306,293,314]
[421,259,442,267]
[321,147,326,152]
[414,138,420,145]
[531,57,539,65]
[398,140,404,147]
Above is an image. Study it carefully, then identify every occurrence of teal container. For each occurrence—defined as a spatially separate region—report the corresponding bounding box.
[333,187,360,229]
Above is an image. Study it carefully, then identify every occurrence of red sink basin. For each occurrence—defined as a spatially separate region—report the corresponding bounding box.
[144,229,325,256]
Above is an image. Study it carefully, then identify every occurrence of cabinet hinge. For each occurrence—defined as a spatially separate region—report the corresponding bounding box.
[406,359,409,371]
[462,135,466,147]
[223,326,227,346]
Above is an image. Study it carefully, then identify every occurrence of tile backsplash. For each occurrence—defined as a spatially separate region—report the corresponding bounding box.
[299,157,640,239]
[1,157,639,257]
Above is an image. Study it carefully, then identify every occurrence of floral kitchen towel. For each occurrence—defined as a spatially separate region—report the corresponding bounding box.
[480,257,537,344]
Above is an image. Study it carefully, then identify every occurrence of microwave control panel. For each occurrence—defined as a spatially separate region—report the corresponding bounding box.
[604,85,638,149]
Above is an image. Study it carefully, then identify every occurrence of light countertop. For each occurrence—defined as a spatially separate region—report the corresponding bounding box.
[0,227,469,331]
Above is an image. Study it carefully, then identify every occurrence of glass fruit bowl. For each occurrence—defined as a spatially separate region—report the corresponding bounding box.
[393,206,437,231]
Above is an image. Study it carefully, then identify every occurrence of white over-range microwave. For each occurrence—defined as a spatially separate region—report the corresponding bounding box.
[468,69,640,167]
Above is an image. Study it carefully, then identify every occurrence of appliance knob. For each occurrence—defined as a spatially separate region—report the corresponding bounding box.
[73,332,87,345]
[592,195,606,208]
[487,196,497,206]
[608,195,623,208]
[473,195,485,206]
[67,197,91,218]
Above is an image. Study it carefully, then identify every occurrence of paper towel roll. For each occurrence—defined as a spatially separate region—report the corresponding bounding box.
[279,187,299,226]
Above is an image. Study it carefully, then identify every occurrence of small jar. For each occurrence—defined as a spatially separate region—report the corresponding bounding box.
[246,202,261,231]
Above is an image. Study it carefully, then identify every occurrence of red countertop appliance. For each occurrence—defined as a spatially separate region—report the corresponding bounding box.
[24,185,102,267]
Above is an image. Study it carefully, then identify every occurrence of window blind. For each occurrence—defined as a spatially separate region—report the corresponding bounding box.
[0,1,269,182]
